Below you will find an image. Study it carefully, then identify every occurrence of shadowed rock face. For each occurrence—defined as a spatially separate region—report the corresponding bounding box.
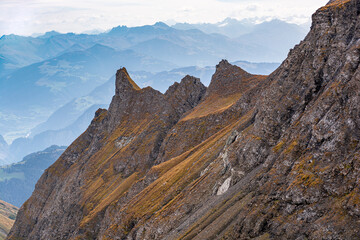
[165,75,206,117]
[7,0,360,239]
[205,59,254,97]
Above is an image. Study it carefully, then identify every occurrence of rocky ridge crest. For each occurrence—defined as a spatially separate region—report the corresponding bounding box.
[8,0,360,239]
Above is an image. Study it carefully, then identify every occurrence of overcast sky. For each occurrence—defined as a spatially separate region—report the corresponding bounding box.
[0,0,328,36]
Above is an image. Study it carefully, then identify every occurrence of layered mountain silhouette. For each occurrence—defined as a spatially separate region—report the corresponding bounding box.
[0,146,66,207]
[0,19,298,158]
[8,0,360,239]
[0,19,292,153]
[173,18,308,42]
[2,62,279,164]
[0,44,174,142]
[0,20,296,77]
[0,136,9,166]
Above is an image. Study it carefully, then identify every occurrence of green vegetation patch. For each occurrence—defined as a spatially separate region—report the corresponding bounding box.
[0,169,25,182]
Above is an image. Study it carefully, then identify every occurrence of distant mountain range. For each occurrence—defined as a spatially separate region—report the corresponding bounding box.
[0,44,174,141]
[172,18,256,38]
[172,19,308,64]
[0,19,306,77]
[0,19,303,164]
[5,61,279,163]
[0,136,9,166]
[172,18,308,40]
[0,145,66,207]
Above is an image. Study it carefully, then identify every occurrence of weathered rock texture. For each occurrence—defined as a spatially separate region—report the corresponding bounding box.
[8,0,360,239]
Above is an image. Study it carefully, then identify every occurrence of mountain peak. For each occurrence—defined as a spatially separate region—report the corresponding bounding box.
[0,134,7,147]
[115,67,140,95]
[216,59,232,69]
[165,75,206,117]
[108,25,128,35]
[38,30,61,39]
[153,22,170,29]
[206,60,257,97]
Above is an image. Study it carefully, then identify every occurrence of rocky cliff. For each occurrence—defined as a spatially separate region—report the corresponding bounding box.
[8,0,360,239]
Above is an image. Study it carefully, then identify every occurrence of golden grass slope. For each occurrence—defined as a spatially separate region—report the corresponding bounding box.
[0,200,18,240]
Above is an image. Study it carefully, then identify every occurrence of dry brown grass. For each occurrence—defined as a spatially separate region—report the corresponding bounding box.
[320,0,351,10]
[182,93,243,121]
[0,200,18,240]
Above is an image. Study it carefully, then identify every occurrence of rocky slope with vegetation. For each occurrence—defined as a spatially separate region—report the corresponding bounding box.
[8,0,360,239]
[0,201,17,240]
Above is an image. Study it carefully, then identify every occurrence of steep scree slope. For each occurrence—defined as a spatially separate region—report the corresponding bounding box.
[8,0,360,239]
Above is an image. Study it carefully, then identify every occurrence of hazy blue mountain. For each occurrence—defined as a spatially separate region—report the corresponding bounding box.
[106,23,251,66]
[172,18,255,38]
[0,135,9,166]
[37,31,62,39]
[0,35,44,77]
[9,105,104,162]
[233,61,280,75]
[0,20,295,152]
[134,66,216,92]
[0,145,66,207]
[0,20,297,76]
[0,33,96,76]
[0,22,225,75]
[141,61,280,92]
[0,44,174,142]
[5,60,279,163]
[172,19,307,62]
[236,20,308,62]
[172,18,307,39]
[31,76,115,136]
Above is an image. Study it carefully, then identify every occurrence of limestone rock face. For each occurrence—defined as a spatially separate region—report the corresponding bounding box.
[205,59,256,97]
[8,1,360,239]
[165,75,206,117]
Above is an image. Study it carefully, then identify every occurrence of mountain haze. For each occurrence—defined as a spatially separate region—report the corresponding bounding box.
[0,20,291,145]
[0,146,66,207]
[2,61,278,164]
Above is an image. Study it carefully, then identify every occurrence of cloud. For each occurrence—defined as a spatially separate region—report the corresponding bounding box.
[216,0,249,2]
[246,5,258,11]
[0,0,329,36]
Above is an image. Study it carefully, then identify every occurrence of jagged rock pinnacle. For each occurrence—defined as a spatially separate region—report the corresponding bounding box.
[216,59,232,70]
[165,75,206,117]
[115,67,140,96]
[206,60,254,97]
[8,1,360,239]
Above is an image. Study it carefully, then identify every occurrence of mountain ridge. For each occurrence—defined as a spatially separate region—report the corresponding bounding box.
[8,0,360,239]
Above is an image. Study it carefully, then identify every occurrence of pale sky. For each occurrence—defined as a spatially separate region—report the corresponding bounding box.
[0,0,329,36]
